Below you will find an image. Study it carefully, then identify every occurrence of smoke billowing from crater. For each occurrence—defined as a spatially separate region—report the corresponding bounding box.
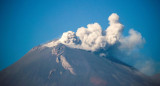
[58,13,155,75]
[59,13,144,52]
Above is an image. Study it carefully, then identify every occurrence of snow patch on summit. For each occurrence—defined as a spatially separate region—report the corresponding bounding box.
[42,40,60,48]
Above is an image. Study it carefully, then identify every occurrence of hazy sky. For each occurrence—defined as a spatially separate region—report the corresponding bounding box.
[0,0,160,74]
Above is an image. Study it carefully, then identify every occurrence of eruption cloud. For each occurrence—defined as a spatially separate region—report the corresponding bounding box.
[59,13,144,53]
[58,13,155,75]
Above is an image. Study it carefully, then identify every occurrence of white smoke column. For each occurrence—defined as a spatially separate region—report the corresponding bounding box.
[56,13,152,75]
[76,23,107,51]
[106,13,123,45]
[59,13,144,53]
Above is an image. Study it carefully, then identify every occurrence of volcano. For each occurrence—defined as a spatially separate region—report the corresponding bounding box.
[0,40,157,86]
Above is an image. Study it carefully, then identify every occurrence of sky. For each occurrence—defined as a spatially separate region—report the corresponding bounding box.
[0,0,160,75]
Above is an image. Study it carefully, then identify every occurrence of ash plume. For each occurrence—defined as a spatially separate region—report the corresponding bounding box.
[59,13,144,52]
[58,13,154,75]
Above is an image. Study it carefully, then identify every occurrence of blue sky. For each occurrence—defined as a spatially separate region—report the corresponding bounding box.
[0,0,160,74]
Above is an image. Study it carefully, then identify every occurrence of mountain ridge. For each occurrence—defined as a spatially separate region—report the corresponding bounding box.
[0,42,157,86]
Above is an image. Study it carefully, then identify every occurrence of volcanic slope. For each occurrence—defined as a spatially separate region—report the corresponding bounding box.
[0,42,156,86]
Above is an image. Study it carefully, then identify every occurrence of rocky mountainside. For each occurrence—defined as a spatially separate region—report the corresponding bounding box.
[0,42,157,86]
[151,73,160,85]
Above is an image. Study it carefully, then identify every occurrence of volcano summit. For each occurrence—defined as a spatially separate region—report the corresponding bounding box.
[0,41,156,86]
[0,13,157,86]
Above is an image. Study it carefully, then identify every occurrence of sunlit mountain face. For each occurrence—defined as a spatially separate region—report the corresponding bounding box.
[0,41,158,86]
